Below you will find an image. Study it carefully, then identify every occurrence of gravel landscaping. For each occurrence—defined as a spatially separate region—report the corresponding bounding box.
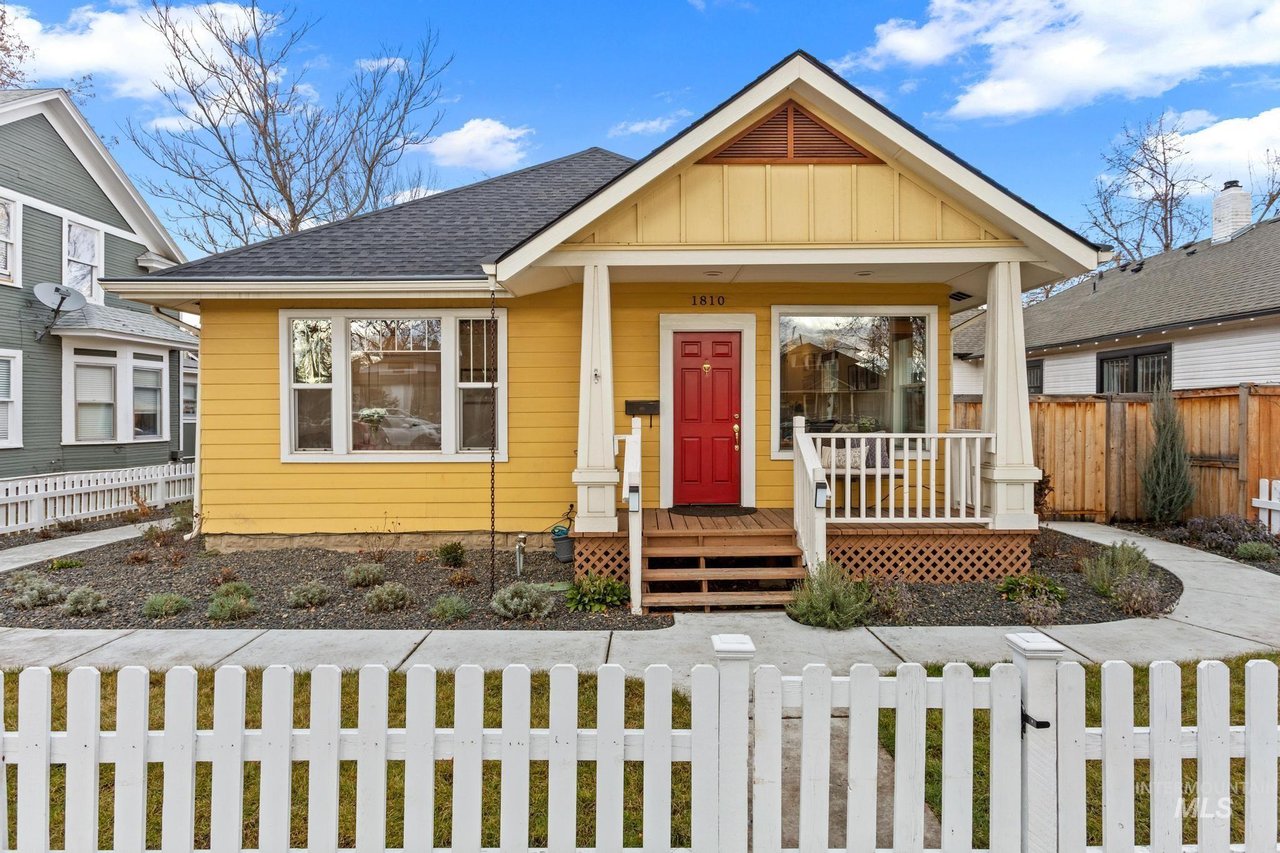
[0,528,670,631]
[1119,516,1280,578]
[0,508,174,551]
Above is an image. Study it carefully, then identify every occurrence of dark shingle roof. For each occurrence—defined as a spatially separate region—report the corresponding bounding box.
[140,148,634,281]
[953,218,1280,358]
[53,303,198,348]
[0,88,58,106]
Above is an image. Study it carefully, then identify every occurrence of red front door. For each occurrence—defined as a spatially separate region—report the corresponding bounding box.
[673,331,742,505]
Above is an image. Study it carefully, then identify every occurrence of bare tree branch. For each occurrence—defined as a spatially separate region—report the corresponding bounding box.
[1084,114,1209,262]
[0,3,31,89]
[127,1,449,254]
[1249,148,1280,221]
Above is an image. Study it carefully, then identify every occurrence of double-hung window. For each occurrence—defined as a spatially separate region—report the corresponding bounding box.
[1097,345,1171,393]
[0,349,22,447]
[65,221,101,303]
[0,198,16,284]
[282,310,507,461]
[132,356,165,438]
[1026,359,1044,395]
[75,362,115,441]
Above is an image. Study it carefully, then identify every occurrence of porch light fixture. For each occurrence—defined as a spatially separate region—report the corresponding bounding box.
[814,481,829,509]
[627,485,641,513]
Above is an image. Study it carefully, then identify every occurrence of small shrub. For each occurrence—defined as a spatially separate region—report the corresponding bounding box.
[413,551,431,564]
[36,528,56,540]
[1179,515,1277,555]
[61,586,109,616]
[207,593,257,622]
[211,566,240,586]
[124,549,152,565]
[1235,541,1278,562]
[142,525,175,548]
[437,541,466,568]
[1112,573,1165,616]
[170,501,195,533]
[214,581,256,600]
[55,518,85,533]
[142,592,191,619]
[167,549,188,568]
[365,581,412,613]
[129,486,153,518]
[49,557,83,570]
[1018,596,1062,626]
[999,573,1068,603]
[1034,474,1054,518]
[286,579,331,609]
[430,594,472,622]
[1081,541,1149,596]
[361,544,392,564]
[785,561,874,630]
[344,562,385,588]
[491,582,555,620]
[9,571,68,609]
[448,569,477,588]
[1140,382,1194,525]
[198,549,222,558]
[565,573,630,613]
[119,509,144,525]
[868,576,915,623]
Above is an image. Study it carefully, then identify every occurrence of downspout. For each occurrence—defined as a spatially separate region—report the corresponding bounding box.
[183,313,202,542]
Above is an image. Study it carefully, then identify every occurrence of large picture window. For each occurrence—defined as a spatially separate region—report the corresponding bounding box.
[1097,345,1171,393]
[772,307,935,454]
[281,310,506,461]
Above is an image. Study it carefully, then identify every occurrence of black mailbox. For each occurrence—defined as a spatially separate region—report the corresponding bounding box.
[625,399,660,416]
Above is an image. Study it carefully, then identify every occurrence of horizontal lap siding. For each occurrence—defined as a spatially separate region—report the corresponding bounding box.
[198,293,581,535]
[611,282,952,508]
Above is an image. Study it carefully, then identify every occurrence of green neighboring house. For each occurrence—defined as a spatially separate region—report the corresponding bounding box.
[0,88,196,479]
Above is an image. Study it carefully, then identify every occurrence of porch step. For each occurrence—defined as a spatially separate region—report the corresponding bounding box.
[640,533,797,549]
[643,544,802,559]
[641,590,797,608]
[642,565,807,582]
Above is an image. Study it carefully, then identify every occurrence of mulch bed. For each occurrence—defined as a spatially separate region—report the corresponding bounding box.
[875,528,1183,626]
[0,509,173,551]
[0,532,671,631]
[1118,521,1280,578]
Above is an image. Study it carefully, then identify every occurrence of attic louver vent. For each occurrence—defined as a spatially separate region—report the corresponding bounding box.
[949,291,973,301]
[699,100,883,165]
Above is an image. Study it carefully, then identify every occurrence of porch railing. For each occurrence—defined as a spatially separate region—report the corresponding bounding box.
[615,416,643,613]
[793,418,994,551]
[791,417,827,569]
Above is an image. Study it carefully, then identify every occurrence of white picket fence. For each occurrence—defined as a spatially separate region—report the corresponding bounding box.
[1253,477,1280,534]
[0,463,193,535]
[1,633,1278,853]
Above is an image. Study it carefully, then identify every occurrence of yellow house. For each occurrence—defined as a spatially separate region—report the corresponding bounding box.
[107,52,1108,610]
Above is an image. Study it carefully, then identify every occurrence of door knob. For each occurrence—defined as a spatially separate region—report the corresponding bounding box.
[732,423,740,451]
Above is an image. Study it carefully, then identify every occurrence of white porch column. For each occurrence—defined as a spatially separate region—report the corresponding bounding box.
[572,264,620,532]
[980,261,1041,529]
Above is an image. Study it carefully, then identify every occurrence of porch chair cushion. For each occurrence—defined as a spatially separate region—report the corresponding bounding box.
[818,429,893,471]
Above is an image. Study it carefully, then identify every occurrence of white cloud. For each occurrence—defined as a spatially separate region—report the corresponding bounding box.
[1180,108,1280,193]
[9,1,255,100]
[385,186,440,205]
[1168,108,1218,133]
[356,56,406,72]
[833,0,1280,120]
[687,0,706,9]
[607,109,692,138]
[425,118,533,171]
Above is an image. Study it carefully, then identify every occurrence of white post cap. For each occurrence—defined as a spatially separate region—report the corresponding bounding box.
[711,634,757,660]
[1005,631,1066,659]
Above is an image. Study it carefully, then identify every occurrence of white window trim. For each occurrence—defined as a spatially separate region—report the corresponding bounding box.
[60,337,171,445]
[0,348,23,448]
[769,304,939,461]
[64,220,105,305]
[0,198,21,287]
[278,309,509,463]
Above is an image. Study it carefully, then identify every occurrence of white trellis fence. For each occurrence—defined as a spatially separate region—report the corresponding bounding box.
[0,634,1277,853]
[0,463,193,535]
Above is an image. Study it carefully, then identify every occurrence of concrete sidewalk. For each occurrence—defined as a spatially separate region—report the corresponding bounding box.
[0,518,176,574]
[0,522,1276,672]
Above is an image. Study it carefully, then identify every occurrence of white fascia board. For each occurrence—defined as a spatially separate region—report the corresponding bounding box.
[52,327,198,352]
[537,246,1043,268]
[496,54,1102,282]
[0,91,185,263]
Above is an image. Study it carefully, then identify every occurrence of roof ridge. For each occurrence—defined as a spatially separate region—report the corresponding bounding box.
[153,146,634,278]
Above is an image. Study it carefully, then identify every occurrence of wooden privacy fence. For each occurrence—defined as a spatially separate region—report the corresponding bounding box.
[0,463,193,535]
[2,634,1279,853]
[955,385,1280,521]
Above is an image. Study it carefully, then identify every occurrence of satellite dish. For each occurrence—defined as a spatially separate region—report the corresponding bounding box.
[33,282,87,342]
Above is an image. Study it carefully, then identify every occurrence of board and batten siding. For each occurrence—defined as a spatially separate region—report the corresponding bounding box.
[199,283,952,535]
[0,114,129,229]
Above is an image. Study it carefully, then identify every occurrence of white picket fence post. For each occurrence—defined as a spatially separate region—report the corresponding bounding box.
[712,633,755,853]
[1253,478,1280,534]
[1008,633,1066,853]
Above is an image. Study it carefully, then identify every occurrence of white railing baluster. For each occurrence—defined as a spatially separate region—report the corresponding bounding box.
[617,416,643,612]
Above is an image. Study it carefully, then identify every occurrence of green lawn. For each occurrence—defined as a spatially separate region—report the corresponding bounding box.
[2,669,693,850]
[880,653,1280,849]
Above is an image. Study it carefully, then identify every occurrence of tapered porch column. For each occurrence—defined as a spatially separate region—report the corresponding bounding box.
[980,261,1041,529]
[573,264,620,532]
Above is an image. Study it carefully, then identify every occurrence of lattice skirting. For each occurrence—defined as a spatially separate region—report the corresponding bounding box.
[827,530,1033,583]
[572,535,629,583]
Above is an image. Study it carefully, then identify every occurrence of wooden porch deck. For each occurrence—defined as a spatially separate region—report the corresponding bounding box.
[617,507,992,535]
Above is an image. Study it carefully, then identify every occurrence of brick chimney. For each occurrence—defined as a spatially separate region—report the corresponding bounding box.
[1211,180,1251,243]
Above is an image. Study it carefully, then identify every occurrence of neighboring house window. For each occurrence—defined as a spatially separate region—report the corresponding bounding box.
[0,349,23,447]
[281,310,507,461]
[1097,345,1171,394]
[0,199,16,284]
[63,343,170,444]
[1026,359,1044,395]
[773,307,935,454]
[65,221,102,303]
[182,379,198,420]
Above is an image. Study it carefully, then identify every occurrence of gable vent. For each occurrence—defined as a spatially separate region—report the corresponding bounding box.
[699,100,883,165]
[949,291,973,301]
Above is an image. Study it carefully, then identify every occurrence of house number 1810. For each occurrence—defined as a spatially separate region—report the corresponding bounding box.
[691,294,726,306]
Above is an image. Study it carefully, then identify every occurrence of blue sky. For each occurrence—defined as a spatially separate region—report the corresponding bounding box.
[12,1,1280,258]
